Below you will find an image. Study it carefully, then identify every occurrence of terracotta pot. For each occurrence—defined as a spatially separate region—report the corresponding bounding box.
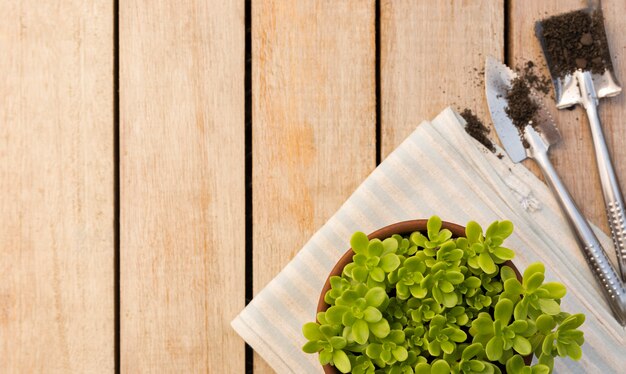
[316,219,530,373]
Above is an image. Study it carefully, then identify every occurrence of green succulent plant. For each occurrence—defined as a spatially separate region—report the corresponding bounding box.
[325,284,391,345]
[470,299,535,362]
[302,322,352,372]
[500,263,566,320]
[425,315,467,356]
[410,216,453,256]
[302,216,585,374]
[344,233,402,288]
[465,220,515,274]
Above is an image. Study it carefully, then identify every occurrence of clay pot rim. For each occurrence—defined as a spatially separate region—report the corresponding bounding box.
[315,219,529,373]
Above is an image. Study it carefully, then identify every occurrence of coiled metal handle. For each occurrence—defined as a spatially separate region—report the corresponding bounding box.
[607,200,626,281]
[525,127,626,326]
[577,71,626,282]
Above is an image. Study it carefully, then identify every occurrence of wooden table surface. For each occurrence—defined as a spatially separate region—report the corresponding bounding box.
[2,0,625,373]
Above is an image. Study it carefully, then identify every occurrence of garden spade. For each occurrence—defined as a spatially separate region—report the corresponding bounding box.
[535,4,626,282]
[485,57,626,326]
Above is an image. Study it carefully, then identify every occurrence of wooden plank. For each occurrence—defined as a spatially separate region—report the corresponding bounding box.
[380,0,504,157]
[120,0,245,372]
[509,0,626,232]
[252,0,376,371]
[0,1,114,372]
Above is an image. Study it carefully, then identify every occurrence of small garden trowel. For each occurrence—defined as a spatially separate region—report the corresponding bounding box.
[485,57,626,326]
[535,4,626,282]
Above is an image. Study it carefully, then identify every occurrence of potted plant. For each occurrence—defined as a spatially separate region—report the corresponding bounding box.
[302,216,585,374]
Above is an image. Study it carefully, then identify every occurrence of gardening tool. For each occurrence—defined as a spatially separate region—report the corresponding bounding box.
[485,57,626,326]
[535,5,626,282]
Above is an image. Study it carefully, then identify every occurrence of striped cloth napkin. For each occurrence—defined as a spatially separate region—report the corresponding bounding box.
[231,108,625,373]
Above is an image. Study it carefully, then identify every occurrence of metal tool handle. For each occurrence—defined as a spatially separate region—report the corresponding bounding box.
[525,127,626,326]
[577,71,626,282]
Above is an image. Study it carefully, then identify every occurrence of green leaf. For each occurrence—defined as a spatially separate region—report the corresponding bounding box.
[383,237,399,253]
[446,271,465,284]
[524,272,545,292]
[428,216,443,239]
[370,318,390,338]
[388,329,405,344]
[352,319,369,344]
[365,343,382,359]
[351,232,369,254]
[439,280,454,293]
[363,306,382,323]
[411,232,426,247]
[539,282,566,299]
[302,322,322,341]
[494,220,514,238]
[437,229,453,243]
[510,320,528,334]
[392,346,409,361]
[319,350,332,365]
[410,284,428,299]
[404,256,423,272]
[492,246,515,260]
[536,314,556,333]
[337,290,359,304]
[523,263,545,283]
[556,341,567,357]
[428,340,442,356]
[486,336,504,361]
[365,287,387,307]
[566,343,583,360]
[302,341,321,353]
[367,239,384,257]
[462,343,483,360]
[558,313,585,331]
[513,336,532,355]
[442,291,458,308]
[537,299,561,315]
[504,278,524,295]
[352,266,369,282]
[500,266,517,282]
[440,340,455,354]
[505,355,525,374]
[542,334,554,355]
[326,305,348,324]
[464,276,481,288]
[469,361,486,372]
[380,253,401,272]
[319,324,337,338]
[342,311,356,326]
[472,313,494,332]
[450,328,467,342]
[330,336,347,349]
[494,298,513,325]
[467,256,479,269]
[538,356,554,374]
[431,359,451,374]
[333,350,351,373]
[415,363,431,374]
[370,267,385,282]
[478,252,497,274]
[466,221,483,243]
[514,299,528,321]
[432,287,444,306]
[531,364,551,374]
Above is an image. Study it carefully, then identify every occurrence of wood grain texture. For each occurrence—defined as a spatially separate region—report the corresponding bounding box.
[252,0,376,371]
[0,1,114,372]
[120,0,245,372]
[380,0,504,158]
[509,0,626,232]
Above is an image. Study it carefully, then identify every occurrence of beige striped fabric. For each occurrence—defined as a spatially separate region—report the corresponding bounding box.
[231,108,626,373]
